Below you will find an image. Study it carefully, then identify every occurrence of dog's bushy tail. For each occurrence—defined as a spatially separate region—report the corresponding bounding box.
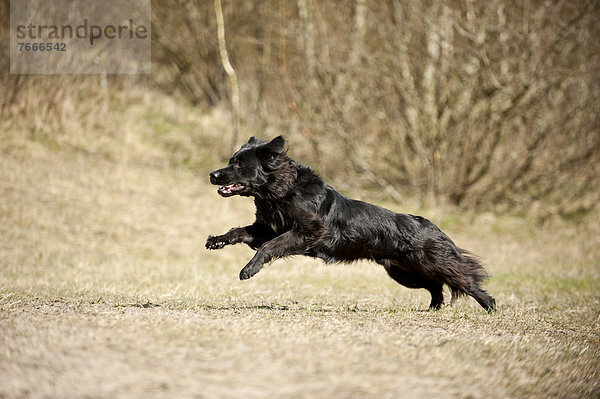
[449,249,488,302]
[422,237,495,311]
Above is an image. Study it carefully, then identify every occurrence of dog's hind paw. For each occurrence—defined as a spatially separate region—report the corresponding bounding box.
[205,236,227,250]
[486,298,497,313]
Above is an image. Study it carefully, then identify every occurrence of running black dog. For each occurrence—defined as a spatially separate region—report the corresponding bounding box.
[206,136,496,312]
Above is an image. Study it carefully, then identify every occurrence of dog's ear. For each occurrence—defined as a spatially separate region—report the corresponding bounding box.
[247,136,258,145]
[264,135,285,154]
[258,135,286,162]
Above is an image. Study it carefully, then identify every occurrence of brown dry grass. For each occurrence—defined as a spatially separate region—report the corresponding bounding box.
[1,94,599,398]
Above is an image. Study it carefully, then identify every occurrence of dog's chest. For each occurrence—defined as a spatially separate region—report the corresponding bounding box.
[255,200,291,234]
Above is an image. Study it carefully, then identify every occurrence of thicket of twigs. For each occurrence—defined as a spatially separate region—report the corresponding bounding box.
[2,0,599,217]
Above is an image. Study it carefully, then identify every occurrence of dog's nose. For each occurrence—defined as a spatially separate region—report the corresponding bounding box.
[209,170,221,184]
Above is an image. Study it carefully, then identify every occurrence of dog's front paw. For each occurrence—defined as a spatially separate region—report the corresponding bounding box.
[206,235,227,250]
[239,262,262,280]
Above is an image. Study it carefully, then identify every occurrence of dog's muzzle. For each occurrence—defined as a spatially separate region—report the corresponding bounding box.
[209,170,223,185]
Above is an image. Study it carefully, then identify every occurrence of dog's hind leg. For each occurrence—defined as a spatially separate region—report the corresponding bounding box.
[426,283,444,310]
[381,260,444,310]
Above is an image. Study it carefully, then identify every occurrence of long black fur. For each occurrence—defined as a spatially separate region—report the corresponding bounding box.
[206,136,496,312]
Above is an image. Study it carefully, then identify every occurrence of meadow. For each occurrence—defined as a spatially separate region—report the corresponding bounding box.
[0,97,599,398]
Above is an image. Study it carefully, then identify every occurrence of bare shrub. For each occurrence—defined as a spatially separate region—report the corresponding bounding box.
[241,0,600,216]
[2,0,598,217]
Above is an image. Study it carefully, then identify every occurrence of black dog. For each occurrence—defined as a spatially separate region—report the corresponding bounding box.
[206,136,496,312]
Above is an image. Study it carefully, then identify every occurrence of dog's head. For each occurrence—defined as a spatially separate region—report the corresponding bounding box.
[209,135,289,198]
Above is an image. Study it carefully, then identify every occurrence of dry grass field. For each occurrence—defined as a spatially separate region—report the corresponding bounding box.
[1,101,599,398]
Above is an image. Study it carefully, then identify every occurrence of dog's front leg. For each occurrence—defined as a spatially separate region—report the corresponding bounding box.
[206,227,253,250]
[206,223,276,250]
[239,231,306,280]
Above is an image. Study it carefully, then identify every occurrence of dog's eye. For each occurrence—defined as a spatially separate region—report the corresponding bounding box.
[235,160,245,169]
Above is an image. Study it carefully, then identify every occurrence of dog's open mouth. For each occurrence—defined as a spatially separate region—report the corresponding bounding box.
[218,183,245,196]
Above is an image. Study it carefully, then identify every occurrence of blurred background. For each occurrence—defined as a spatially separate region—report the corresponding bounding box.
[1,0,598,218]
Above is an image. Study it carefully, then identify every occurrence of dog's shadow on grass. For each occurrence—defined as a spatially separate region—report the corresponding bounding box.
[111,300,457,315]
[114,301,160,309]
[197,303,433,314]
